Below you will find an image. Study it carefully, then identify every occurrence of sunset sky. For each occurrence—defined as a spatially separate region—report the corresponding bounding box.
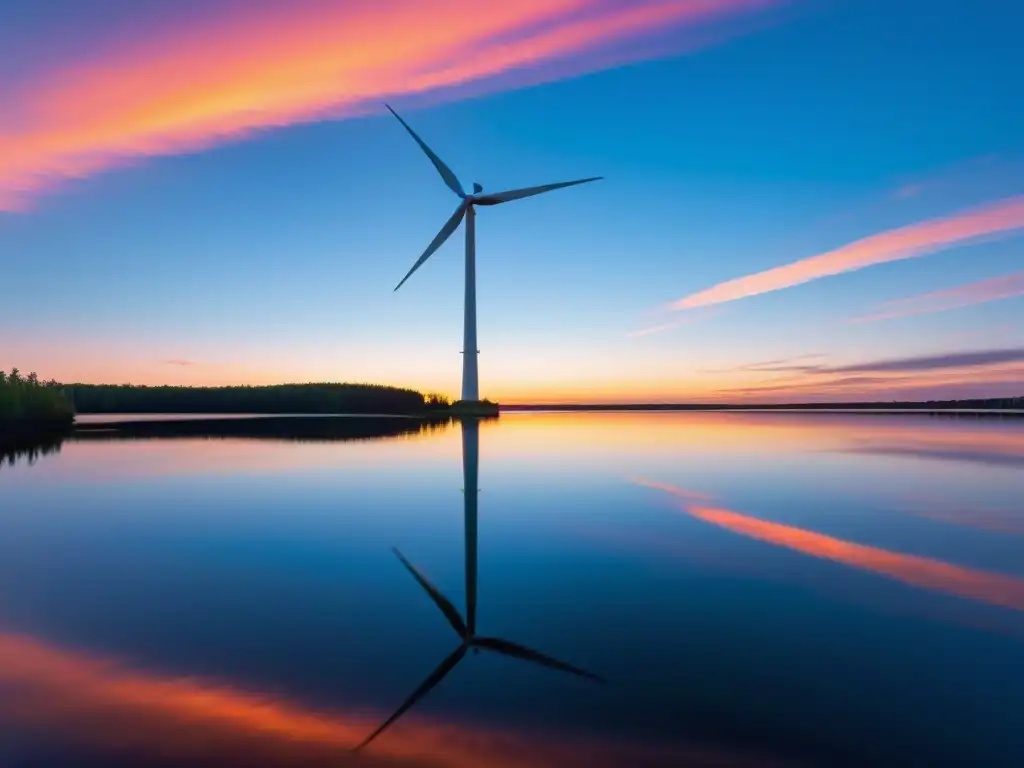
[2,0,1022,403]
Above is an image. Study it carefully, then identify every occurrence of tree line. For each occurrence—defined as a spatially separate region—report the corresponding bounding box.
[0,369,75,430]
[63,383,451,415]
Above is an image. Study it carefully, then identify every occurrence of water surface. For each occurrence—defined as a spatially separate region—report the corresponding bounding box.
[2,412,1023,766]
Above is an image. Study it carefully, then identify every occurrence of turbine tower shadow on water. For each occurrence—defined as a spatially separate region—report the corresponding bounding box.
[385,104,602,408]
[354,419,604,752]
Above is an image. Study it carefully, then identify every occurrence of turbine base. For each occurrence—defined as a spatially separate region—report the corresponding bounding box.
[449,400,500,418]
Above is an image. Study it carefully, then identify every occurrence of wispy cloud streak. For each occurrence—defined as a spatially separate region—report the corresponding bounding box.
[851,271,1024,323]
[701,353,825,373]
[827,347,1024,375]
[719,367,1024,403]
[0,0,782,210]
[627,320,689,338]
[716,347,1024,399]
[670,196,1024,310]
[739,353,826,371]
[627,307,724,337]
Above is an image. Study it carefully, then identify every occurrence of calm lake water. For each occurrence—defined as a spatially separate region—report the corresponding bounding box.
[1,412,1023,767]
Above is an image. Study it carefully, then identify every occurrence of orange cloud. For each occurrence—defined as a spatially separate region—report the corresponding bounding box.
[635,479,1024,611]
[0,0,782,210]
[850,270,1024,323]
[0,630,754,767]
[671,195,1024,310]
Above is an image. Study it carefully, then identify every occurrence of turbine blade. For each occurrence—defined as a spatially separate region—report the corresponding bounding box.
[394,202,467,292]
[385,104,465,198]
[353,644,467,751]
[473,176,602,205]
[472,636,605,683]
[393,547,468,638]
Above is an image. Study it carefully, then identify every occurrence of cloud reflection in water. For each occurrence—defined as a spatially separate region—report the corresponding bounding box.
[0,623,779,766]
[634,479,1024,613]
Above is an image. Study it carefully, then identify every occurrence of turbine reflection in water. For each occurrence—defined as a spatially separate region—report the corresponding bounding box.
[356,418,604,752]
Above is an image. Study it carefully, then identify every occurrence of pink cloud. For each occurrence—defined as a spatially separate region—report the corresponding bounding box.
[0,0,784,211]
[850,271,1024,323]
[671,195,1024,310]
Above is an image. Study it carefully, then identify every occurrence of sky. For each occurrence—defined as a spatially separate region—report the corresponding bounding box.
[1,0,1022,404]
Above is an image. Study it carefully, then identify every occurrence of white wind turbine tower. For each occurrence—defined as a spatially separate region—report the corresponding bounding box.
[385,104,601,406]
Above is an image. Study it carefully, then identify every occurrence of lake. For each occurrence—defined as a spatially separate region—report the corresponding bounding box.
[1,412,1023,767]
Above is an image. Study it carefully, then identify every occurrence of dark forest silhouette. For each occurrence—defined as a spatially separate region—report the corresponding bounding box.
[0,369,74,433]
[64,383,450,416]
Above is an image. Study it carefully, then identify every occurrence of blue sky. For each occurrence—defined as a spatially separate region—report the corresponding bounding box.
[1,0,1022,402]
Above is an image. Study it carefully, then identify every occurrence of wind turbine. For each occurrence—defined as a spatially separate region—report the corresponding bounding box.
[385,104,602,405]
[354,419,603,752]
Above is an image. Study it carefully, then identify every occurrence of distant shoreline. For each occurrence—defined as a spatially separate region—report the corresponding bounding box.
[500,402,1024,416]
